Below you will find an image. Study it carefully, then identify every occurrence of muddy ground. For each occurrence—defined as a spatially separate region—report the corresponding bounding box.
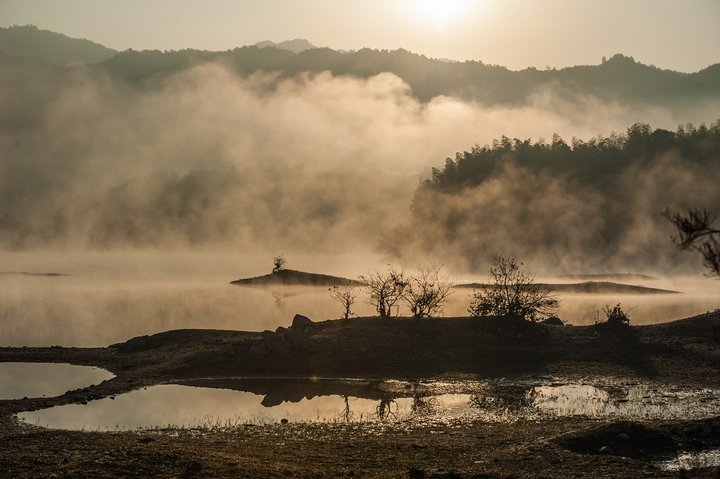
[1,311,719,478]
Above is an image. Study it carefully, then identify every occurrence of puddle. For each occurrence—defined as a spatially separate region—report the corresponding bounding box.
[18,384,475,430]
[16,377,720,431]
[0,362,114,400]
[528,383,720,420]
[656,448,720,471]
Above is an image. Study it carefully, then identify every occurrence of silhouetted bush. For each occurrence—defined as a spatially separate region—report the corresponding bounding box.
[468,256,558,322]
[402,264,452,318]
[329,285,360,320]
[603,303,630,326]
[360,266,407,318]
[272,255,286,273]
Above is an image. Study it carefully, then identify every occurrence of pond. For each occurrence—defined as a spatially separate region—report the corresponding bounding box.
[0,362,114,400]
[17,377,720,431]
[656,448,720,471]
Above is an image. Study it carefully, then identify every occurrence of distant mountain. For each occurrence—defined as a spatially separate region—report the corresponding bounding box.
[255,39,317,53]
[89,48,720,112]
[2,26,718,111]
[0,25,117,65]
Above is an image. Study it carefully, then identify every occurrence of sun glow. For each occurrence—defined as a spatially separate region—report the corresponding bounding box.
[409,0,476,28]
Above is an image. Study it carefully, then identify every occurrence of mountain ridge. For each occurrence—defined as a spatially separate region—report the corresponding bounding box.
[0,25,117,65]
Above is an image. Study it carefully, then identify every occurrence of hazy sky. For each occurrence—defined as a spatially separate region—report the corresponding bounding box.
[1,0,719,72]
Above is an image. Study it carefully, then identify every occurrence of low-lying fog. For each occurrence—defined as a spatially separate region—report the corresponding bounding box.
[1,251,717,347]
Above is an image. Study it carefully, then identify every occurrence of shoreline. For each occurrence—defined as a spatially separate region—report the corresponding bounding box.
[1,312,719,477]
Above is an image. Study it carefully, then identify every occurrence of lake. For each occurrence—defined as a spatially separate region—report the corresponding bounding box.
[1,251,717,347]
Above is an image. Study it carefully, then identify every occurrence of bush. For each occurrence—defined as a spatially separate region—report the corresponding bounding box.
[602,303,630,326]
[402,264,452,318]
[359,266,407,317]
[329,285,360,319]
[468,256,558,322]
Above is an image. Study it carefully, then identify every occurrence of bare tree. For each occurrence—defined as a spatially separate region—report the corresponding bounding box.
[272,254,286,273]
[359,266,407,317]
[468,256,558,322]
[664,208,720,278]
[329,285,360,319]
[402,264,453,318]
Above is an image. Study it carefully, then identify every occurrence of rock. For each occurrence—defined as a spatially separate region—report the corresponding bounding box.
[280,418,289,424]
[598,445,614,455]
[542,316,565,326]
[278,327,306,347]
[618,433,630,440]
[291,314,314,329]
[262,331,291,356]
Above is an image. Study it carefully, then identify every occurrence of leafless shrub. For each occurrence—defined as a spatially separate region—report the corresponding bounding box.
[359,266,407,317]
[468,256,558,322]
[329,285,360,319]
[402,264,452,318]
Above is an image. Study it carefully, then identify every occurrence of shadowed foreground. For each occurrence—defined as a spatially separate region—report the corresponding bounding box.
[1,311,719,478]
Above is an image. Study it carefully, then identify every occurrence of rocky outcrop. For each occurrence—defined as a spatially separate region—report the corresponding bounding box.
[252,314,317,356]
[291,314,315,330]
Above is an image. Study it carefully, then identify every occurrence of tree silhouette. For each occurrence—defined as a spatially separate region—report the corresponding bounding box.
[360,267,407,318]
[329,285,360,319]
[402,264,452,318]
[664,208,720,278]
[272,254,286,273]
[468,256,558,322]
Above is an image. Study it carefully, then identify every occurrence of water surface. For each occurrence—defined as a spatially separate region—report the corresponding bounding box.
[0,362,114,400]
[18,377,720,430]
[1,252,717,346]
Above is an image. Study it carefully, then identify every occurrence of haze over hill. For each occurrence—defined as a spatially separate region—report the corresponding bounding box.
[254,39,317,53]
[0,26,719,273]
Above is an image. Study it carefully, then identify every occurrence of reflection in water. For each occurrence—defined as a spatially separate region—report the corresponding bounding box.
[18,384,469,430]
[528,383,720,419]
[341,395,352,422]
[411,394,436,416]
[0,362,114,400]
[17,377,720,431]
[657,448,720,471]
[376,397,398,421]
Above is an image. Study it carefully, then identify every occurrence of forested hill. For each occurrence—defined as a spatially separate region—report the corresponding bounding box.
[1,25,719,108]
[95,48,720,108]
[427,122,720,191]
[0,25,117,65]
[393,122,720,272]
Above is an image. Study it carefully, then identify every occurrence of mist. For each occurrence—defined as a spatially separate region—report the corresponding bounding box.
[2,57,716,260]
[393,148,720,274]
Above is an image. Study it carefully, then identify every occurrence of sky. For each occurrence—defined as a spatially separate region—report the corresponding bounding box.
[1,0,719,72]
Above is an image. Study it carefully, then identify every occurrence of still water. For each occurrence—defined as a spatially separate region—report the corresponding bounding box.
[1,251,717,346]
[0,362,114,400]
[18,377,720,431]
